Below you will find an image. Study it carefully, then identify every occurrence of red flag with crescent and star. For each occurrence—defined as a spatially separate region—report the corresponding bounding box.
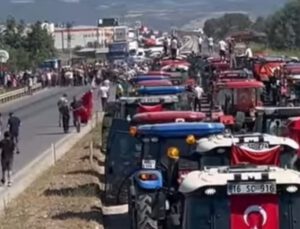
[230,195,279,229]
[231,145,281,166]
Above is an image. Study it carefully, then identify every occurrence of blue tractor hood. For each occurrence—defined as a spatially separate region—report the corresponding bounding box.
[137,86,186,95]
[137,122,225,138]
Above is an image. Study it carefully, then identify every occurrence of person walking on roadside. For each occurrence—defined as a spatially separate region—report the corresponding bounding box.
[208,37,214,54]
[6,112,21,151]
[57,94,68,127]
[28,76,33,95]
[0,131,18,187]
[198,35,203,53]
[194,84,204,111]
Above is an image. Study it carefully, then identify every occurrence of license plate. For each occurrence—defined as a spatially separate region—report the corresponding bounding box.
[227,182,276,195]
[241,142,269,150]
[142,159,156,169]
[141,98,160,103]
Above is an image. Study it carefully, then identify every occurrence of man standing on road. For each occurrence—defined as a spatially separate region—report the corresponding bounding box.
[7,112,21,152]
[0,131,18,187]
[57,94,68,127]
[208,37,214,54]
[198,35,203,53]
[28,76,33,95]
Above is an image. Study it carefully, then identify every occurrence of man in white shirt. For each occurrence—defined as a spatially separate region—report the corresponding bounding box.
[208,37,214,54]
[198,36,203,53]
[245,46,253,58]
[99,82,110,111]
[170,37,178,59]
[219,40,227,61]
[194,85,204,111]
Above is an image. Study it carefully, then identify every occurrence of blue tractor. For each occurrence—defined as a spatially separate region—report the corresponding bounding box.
[113,122,225,229]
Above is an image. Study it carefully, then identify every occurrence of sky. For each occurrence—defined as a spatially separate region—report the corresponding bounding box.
[0,0,287,29]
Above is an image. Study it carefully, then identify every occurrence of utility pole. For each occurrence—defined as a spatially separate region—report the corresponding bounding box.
[66,22,73,64]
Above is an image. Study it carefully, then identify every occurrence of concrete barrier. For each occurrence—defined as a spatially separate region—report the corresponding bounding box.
[0,83,43,104]
[0,111,104,214]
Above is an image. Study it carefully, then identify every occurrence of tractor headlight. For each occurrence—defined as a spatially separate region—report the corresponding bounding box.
[167,147,180,160]
[186,135,196,145]
[286,185,298,193]
[204,188,216,195]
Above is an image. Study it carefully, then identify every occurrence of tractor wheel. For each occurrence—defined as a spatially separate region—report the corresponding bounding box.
[136,194,159,229]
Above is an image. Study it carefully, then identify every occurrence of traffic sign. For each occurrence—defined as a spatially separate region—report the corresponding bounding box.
[0,50,9,63]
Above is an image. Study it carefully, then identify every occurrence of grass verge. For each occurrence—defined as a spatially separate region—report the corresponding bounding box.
[0,124,104,229]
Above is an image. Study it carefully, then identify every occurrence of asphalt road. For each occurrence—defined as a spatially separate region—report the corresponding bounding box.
[0,86,92,174]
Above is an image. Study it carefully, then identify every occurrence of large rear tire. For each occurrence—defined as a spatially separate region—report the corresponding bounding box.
[136,194,159,229]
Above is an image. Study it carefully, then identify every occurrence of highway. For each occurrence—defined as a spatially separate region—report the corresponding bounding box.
[0,86,91,176]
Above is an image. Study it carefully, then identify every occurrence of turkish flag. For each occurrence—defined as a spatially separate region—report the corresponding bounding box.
[230,195,279,229]
[231,145,281,166]
[81,90,93,121]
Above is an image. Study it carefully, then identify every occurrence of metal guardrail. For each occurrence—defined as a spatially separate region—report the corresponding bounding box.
[0,83,43,104]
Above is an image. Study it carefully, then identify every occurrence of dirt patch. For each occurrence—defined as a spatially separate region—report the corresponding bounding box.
[0,125,104,229]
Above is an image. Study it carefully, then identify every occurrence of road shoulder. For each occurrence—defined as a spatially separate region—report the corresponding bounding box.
[0,124,103,229]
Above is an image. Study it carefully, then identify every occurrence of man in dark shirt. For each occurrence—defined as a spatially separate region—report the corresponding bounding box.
[70,96,82,127]
[0,131,18,186]
[7,112,21,144]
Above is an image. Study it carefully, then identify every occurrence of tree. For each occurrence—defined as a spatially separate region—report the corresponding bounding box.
[0,17,56,71]
[203,13,252,39]
[252,17,266,32]
[266,0,300,49]
[25,21,56,68]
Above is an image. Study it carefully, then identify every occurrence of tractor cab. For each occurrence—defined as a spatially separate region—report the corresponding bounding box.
[214,80,264,123]
[131,111,206,125]
[159,59,190,85]
[254,106,300,135]
[253,56,286,82]
[284,63,300,99]
[180,165,300,229]
[102,95,179,154]
[104,122,225,206]
[112,95,179,120]
[125,122,225,228]
[207,57,230,72]
[192,133,299,170]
